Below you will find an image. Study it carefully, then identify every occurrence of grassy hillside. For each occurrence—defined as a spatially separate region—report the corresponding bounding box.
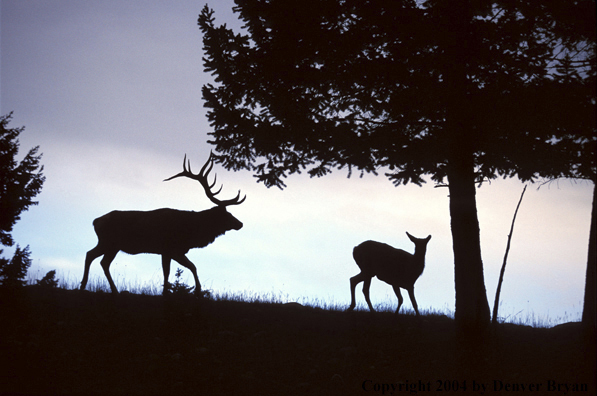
[1,286,595,395]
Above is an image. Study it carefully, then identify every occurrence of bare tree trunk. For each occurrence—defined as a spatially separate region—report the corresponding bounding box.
[492,185,527,325]
[442,2,491,334]
[448,153,491,332]
[582,183,596,331]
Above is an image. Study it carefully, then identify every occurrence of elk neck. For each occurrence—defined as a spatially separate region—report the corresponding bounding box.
[412,246,427,268]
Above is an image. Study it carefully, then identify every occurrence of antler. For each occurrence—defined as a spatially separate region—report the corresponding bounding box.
[164,152,246,206]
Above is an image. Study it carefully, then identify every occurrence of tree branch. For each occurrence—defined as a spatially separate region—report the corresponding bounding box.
[492,184,527,325]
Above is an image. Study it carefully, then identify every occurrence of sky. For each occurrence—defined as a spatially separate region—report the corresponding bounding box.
[1,0,593,325]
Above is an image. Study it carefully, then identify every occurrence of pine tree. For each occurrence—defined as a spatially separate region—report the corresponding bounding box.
[1,113,45,290]
[198,0,596,331]
[0,113,45,247]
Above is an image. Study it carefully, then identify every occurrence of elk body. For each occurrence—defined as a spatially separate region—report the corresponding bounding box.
[347,232,431,315]
[81,153,245,295]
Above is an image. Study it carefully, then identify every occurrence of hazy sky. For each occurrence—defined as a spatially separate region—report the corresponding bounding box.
[1,0,593,325]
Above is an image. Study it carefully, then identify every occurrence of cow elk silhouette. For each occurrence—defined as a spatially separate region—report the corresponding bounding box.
[348,232,431,315]
[81,152,245,295]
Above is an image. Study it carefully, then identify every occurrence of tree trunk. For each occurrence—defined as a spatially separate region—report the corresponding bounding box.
[582,182,596,331]
[440,0,491,333]
[447,152,491,332]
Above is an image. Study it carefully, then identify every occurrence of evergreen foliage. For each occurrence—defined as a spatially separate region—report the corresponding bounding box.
[36,270,59,288]
[170,268,195,296]
[0,245,32,288]
[0,113,45,247]
[198,1,595,187]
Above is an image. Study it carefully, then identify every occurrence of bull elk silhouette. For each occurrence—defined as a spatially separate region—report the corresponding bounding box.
[80,152,245,295]
[347,232,431,315]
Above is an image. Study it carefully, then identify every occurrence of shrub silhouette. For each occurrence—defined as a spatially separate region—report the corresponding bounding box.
[0,245,32,289]
[170,268,195,295]
[36,270,59,288]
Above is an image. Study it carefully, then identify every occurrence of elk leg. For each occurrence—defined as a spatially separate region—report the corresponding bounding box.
[100,250,118,293]
[348,272,366,311]
[392,285,404,314]
[172,254,201,293]
[161,256,171,294]
[407,287,419,316]
[81,245,103,290]
[362,277,375,312]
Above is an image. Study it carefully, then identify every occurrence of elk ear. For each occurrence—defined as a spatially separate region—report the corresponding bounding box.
[426,235,432,242]
[406,232,414,241]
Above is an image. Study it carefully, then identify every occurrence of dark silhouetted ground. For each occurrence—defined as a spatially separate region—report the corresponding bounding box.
[1,287,595,395]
